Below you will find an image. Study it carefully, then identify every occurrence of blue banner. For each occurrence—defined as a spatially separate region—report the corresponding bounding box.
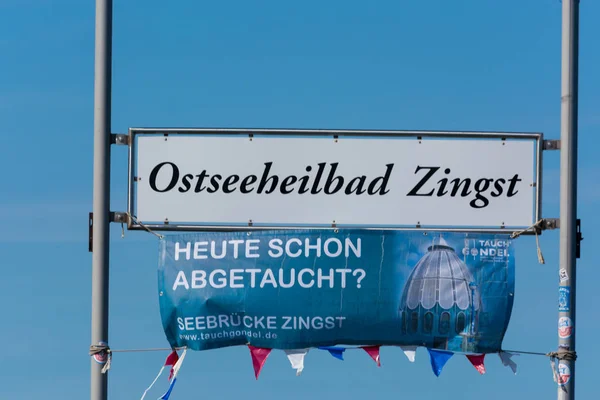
[158,230,515,354]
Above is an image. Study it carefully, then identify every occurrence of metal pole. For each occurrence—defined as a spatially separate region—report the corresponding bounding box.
[558,0,579,399]
[91,0,112,399]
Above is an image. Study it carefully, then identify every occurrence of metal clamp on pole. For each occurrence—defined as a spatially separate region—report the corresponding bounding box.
[543,218,560,231]
[111,133,129,146]
[543,140,561,150]
[111,212,128,224]
[88,212,130,253]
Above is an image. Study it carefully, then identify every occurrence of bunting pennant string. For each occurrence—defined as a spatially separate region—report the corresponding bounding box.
[249,345,272,380]
[466,354,486,375]
[119,343,532,392]
[140,350,180,400]
[362,346,381,367]
[284,349,309,376]
[400,346,417,362]
[428,349,454,377]
[158,348,187,400]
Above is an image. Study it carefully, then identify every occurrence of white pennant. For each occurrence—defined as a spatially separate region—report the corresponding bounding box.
[498,351,518,374]
[400,346,417,362]
[284,349,309,376]
[171,348,187,378]
[550,358,559,383]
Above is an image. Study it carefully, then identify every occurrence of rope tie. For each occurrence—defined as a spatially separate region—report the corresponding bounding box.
[547,350,577,361]
[511,219,545,264]
[90,344,112,374]
[89,343,109,356]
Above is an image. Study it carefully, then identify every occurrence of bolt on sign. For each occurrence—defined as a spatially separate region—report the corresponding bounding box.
[126,128,542,232]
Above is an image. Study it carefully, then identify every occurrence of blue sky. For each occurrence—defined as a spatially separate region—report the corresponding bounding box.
[1,0,599,398]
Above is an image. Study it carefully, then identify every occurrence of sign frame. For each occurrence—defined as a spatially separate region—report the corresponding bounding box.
[126,128,544,234]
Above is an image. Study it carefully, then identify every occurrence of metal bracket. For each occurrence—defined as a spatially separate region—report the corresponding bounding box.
[89,212,129,252]
[543,139,561,150]
[576,218,583,259]
[111,211,128,223]
[542,218,560,230]
[89,212,93,252]
[111,133,129,146]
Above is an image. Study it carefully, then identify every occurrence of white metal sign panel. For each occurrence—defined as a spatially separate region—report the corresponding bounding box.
[131,132,538,230]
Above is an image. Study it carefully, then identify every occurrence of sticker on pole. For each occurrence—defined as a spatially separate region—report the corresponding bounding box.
[558,287,570,312]
[559,268,569,283]
[93,341,109,364]
[557,362,571,386]
[558,317,573,339]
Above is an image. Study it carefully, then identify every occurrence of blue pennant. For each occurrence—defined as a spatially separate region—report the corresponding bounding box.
[318,346,345,361]
[427,349,453,377]
[159,377,177,400]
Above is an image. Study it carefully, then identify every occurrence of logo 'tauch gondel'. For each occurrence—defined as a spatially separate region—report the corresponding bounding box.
[462,239,510,261]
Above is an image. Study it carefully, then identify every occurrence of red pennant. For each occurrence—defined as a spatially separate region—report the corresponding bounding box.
[165,350,179,380]
[466,354,486,375]
[362,346,381,367]
[248,345,272,379]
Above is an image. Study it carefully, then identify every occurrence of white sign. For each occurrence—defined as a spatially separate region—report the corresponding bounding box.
[131,133,538,229]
